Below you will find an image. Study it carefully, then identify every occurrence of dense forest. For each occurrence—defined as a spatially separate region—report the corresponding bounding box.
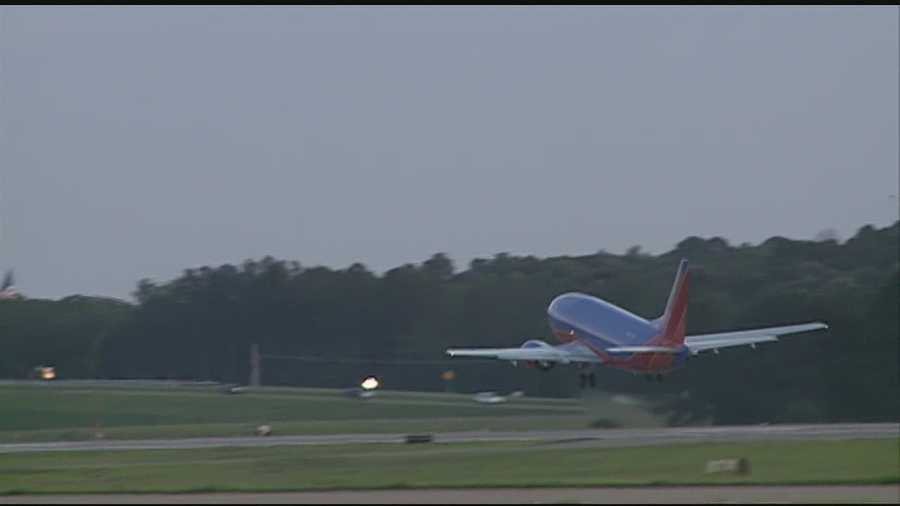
[1,221,897,426]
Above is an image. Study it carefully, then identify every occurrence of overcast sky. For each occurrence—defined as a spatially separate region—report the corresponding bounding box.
[1,6,897,300]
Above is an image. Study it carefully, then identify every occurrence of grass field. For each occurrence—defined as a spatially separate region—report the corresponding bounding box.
[1,439,896,495]
[0,383,664,443]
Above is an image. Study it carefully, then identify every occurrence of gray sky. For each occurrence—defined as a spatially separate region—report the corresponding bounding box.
[1,6,898,300]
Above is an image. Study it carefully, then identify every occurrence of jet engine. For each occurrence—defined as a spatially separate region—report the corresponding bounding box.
[520,339,556,371]
[526,360,555,371]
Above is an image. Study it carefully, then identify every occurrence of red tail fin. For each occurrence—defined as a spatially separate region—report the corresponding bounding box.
[655,259,689,347]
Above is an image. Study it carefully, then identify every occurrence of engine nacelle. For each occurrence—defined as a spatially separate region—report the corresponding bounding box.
[520,340,556,371]
[525,360,555,371]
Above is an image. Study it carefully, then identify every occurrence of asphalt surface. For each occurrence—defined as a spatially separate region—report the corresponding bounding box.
[2,486,898,504]
[0,423,895,454]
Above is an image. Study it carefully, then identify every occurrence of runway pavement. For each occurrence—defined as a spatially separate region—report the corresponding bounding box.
[2,486,898,504]
[0,423,895,454]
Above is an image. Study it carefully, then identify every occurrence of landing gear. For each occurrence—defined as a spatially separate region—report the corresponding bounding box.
[578,372,597,389]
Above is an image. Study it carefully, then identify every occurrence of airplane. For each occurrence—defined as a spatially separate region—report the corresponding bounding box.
[446,259,828,387]
[0,269,22,300]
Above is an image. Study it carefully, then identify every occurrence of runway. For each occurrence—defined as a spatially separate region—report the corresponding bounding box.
[0,423,895,454]
[2,486,898,504]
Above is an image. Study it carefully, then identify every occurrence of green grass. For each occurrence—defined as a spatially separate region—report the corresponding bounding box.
[0,384,665,443]
[0,439,896,494]
[0,384,580,430]
[0,416,593,443]
[0,384,585,442]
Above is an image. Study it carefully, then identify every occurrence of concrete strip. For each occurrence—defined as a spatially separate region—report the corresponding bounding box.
[2,486,898,504]
[0,423,896,454]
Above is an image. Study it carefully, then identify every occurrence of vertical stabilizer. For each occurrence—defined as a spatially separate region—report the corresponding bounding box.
[654,259,690,347]
[1,270,13,291]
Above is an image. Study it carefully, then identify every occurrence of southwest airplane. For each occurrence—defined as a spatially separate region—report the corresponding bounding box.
[0,270,20,301]
[447,259,828,387]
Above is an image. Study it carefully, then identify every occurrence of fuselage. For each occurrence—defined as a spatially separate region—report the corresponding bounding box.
[547,292,689,374]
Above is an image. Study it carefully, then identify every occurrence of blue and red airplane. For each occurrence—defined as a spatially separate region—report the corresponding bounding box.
[447,259,828,386]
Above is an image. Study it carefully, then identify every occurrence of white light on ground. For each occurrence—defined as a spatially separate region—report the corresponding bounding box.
[361,376,379,391]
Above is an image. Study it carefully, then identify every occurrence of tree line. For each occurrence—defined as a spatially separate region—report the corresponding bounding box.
[1,221,897,425]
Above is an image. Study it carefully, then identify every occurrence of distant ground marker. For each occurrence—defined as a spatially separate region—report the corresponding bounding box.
[705,457,750,475]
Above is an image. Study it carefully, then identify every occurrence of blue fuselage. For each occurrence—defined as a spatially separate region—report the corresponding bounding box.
[546,292,689,372]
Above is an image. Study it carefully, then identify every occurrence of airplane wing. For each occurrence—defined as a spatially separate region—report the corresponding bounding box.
[606,346,681,354]
[684,322,828,355]
[446,342,603,364]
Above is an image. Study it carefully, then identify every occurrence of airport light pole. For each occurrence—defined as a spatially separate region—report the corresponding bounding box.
[249,343,261,387]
